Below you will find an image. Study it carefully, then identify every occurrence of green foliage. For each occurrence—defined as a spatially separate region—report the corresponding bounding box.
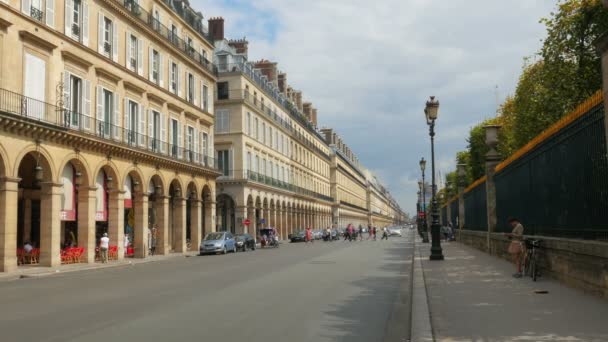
[449,0,608,178]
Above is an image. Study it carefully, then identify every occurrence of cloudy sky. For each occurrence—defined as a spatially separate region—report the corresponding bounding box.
[193,0,556,216]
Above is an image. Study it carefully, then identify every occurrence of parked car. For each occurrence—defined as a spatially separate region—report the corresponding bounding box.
[387,227,402,237]
[235,233,256,252]
[200,232,237,255]
[290,230,306,243]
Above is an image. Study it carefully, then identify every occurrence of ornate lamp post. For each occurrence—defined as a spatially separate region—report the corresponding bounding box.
[424,96,444,260]
[418,164,429,243]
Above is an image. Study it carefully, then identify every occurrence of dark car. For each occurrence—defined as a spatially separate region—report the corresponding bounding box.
[290,230,306,243]
[235,234,256,252]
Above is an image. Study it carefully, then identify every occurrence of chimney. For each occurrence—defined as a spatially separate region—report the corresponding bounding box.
[278,73,287,94]
[295,91,303,112]
[208,17,225,41]
[254,60,278,86]
[228,38,249,58]
[320,128,333,144]
[303,102,313,120]
[311,108,318,127]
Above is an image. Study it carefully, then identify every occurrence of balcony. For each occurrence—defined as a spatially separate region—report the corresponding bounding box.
[216,88,331,160]
[0,88,219,171]
[118,0,217,77]
[245,170,333,202]
[30,6,44,22]
[159,0,212,44]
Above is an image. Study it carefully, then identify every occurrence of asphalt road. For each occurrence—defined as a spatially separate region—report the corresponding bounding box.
[0,231,414,342]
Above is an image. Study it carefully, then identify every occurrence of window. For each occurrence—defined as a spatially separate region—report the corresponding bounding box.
[170,24,178,44]
[274,131,278,150]
[101,88,113,138]
[261,123,266,144]
[268,126,272,146]
[151,49,160,84]
[201,132,209,166]
[103,17,112,57]
[129,34,137,70]
[246,112,251,136]
[68,75,82,127]
[127,99,138,145]
[187,126,194,161]
[255,155,260,174]
[72,0,81,38]
[217,55,227,70]
[187,72,194,103]
[218,150,230,176]
[149,110,162,152]
[253,117,258,140]
[215,110,229,133]
[217,82,229,100]
[247,152,252,172]
[202,84,209,111]
[170,61,178,94]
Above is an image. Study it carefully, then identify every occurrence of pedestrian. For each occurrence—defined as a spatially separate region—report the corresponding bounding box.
[372,227,377,241]
[447,222,454,241]
[305,227,313,244]
[381,227,389,240]
[367,224,372,240]
[151,226,157,256]
[147,227,152,255]
[124,234,130,256]
[506,217,525,278]
[358,225,364,241]
[100,233,109,263]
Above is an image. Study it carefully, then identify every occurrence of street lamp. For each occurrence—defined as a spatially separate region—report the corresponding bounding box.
[418,159,429,243]
[424,96,444,260]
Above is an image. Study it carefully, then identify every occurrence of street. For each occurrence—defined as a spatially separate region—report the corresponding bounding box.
[0,232,414,342]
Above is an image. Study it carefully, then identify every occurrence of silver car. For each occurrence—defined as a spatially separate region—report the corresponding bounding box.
[200,232,237,255]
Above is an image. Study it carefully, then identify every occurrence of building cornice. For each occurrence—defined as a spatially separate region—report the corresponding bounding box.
[19,30,57,52]
[61,50,94,70]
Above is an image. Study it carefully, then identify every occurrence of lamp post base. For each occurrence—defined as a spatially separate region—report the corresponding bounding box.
[429,246,444,260]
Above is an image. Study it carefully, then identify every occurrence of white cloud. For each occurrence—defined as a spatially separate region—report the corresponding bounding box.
[193,0,556,215]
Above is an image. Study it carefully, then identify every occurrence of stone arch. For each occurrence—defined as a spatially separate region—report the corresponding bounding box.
[91,160,120,188]
[13,144,56,183]
[216,193,236,233]
[56,152,93,186]
[0,142,9,177]
[149,174,166,196]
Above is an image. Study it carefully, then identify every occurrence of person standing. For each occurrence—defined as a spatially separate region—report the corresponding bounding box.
[372,227,377,241]
[150,226,157,256]
[381,227,389,240]
[305,227,313,244]
[367,224,372,240]
[100,233,110,263]
[358,225,364,241]
[506,217,525,278]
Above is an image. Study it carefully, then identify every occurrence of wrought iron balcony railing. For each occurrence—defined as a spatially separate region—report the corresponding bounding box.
[30,6,44,22]
[0,88,219,171]
[245,170,334,202]
[217,88,331,160]
[118,0,217,77]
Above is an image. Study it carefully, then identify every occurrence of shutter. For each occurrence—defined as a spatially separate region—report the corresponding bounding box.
[160,113,166,154]
[193,76,198,106]
[123,97,129,143]
[21,0,31,14]
[63,71,71,109]
[177,123,183,159]
[113,92,120,140]
[45,0,54,28]
[137,37,143,76]
[148,109,153,149]
[65,0,73,36]
[148,46,153,80]
[82,0,89,46]
[159,53,164,87]
[97,13,103,53]
[168,58,174,92]
[112,20,118,62]
[169,118,174,156]
[138,104,145,146]
[126,31,132,70]
[177,64,182,97]
[83,79,91,130]
[194,128,199,163]
[96,85,103,135]
[200,80,204,109]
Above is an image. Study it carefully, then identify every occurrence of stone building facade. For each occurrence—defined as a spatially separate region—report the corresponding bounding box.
[0,0,220,272]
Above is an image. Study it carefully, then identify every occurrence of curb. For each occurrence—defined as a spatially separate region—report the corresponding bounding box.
[1,252,200,282]
[410,239,435,342]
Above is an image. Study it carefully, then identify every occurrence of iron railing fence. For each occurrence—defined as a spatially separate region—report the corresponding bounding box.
[216,62,326,142]
[216,88,331,160]
[245,170,334,202]
[450,199,459,227]
[119,0,217,76]
[441,207,447,225]
[495,102,608,239]
[463,182,487,231]
[0,88,219,170]
[30,6,44,22]
[158,0,212,43]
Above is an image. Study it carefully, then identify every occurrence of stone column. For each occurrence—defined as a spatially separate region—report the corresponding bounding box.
[235,206,247,234]
[78,187,97,263]
[155,196,170,255]
[191,199,202,251]
[23,198,32,244]
[108,190,125,260]
[39,182,62,267]
[0,177,20,272]
[457,164,466,240]
[484,125,502,252]
[173,197,187,253]
[133,192,148,258]
[206,201,216,233]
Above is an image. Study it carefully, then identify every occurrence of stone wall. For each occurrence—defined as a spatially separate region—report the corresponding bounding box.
[457,230,608,299]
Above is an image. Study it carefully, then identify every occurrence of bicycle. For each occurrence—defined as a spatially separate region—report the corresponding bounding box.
[523,238,542,281]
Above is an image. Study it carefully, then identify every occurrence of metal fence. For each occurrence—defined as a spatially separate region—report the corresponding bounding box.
[450,199,459,227]
[441,206,447,225]
[463,182,487,231]
[495,102,608,239]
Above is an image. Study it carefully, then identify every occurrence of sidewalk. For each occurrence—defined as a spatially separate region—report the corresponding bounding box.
[418,240,608,342]
[0,251,199,282]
